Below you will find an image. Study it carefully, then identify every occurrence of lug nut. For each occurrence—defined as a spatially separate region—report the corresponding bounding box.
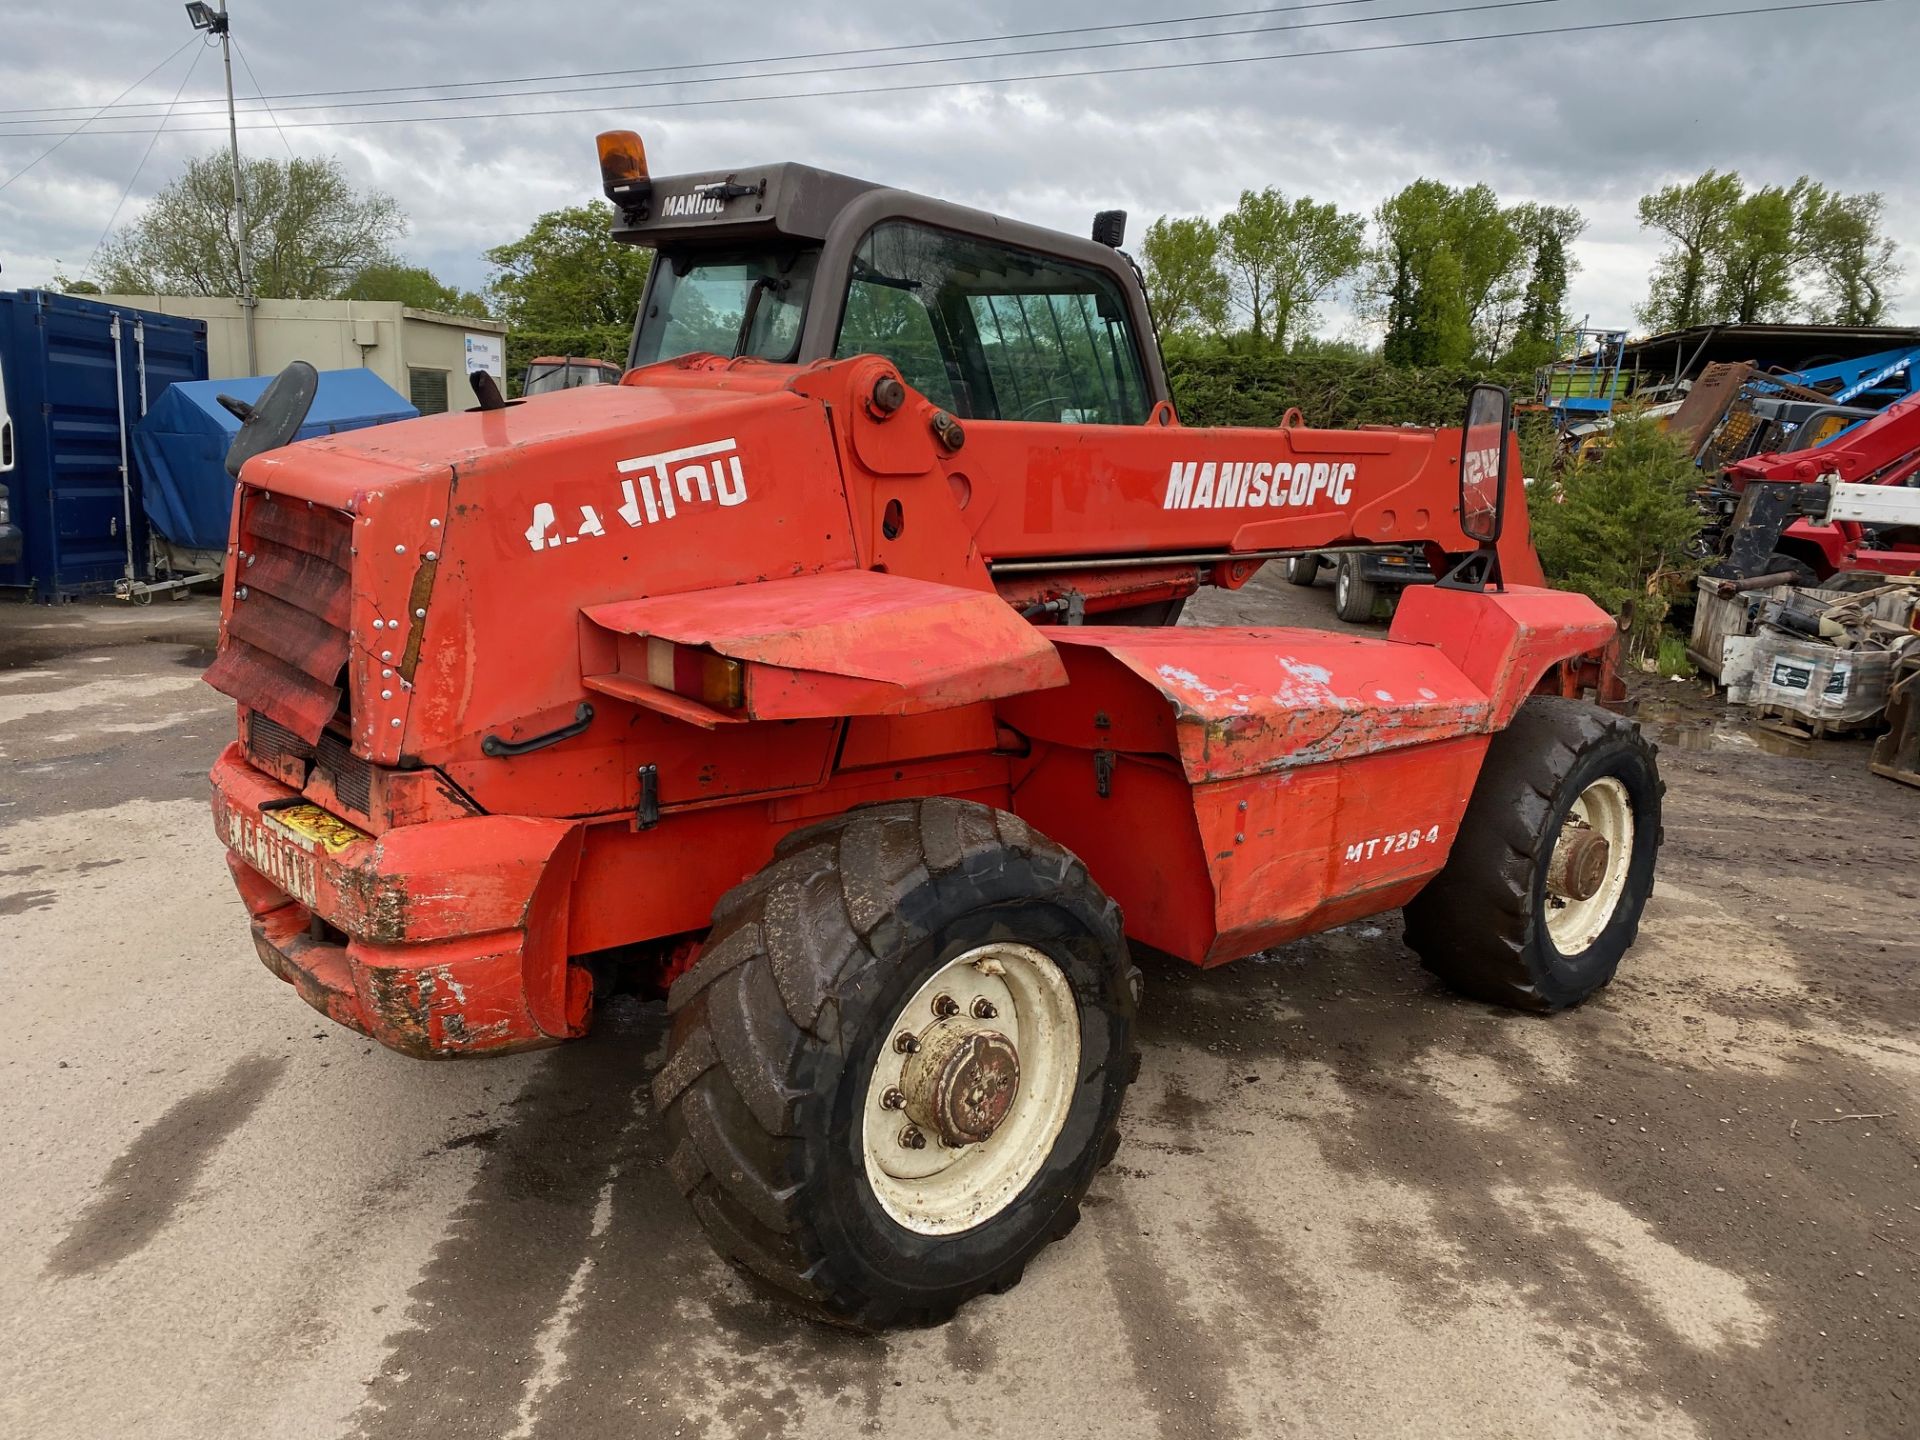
[899,1125,927,1150]
[881,1087,906,1111]
[933,994,960,1018]
[893,1031,920,1055]
[970,997,998,1020]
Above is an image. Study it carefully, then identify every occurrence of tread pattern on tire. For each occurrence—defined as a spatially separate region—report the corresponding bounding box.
[654,797,1134,1328]
[1403,697,1663,1013]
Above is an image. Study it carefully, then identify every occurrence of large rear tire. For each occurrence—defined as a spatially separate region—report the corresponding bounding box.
[1404,698,1663,1012]
[654,798,1136,1329]
[1286,553,1323,587]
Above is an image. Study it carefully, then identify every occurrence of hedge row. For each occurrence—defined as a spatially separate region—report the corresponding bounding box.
[1165,353,1528,431]
[502,327,1519,430]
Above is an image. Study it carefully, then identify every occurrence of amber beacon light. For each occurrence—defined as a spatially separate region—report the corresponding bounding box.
[597,130,651,209]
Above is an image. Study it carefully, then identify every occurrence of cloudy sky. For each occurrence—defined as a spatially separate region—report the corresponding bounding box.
[1,0,1915,340]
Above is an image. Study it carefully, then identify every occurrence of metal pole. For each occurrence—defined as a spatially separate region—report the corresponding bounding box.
[219,1,259,375]
[111,315,136,581]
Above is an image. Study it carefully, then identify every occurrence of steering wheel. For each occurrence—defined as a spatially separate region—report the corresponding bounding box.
[1018,395,1075,421]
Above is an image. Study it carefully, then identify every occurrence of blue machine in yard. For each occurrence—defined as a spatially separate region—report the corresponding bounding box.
[0,290,207,601]
[1538,324,1630,430]
[1762,344,1920,414]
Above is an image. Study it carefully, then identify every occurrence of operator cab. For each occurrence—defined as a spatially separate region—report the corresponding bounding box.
[603,137,1165,428]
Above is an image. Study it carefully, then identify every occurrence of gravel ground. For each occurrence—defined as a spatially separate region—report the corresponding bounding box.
[1,574,1915,1440]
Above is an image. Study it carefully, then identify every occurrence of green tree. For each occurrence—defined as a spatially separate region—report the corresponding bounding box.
[1637,170,1902,328]
[1800,190,1903,324]
[1711,179,1823,324]
[484,203,653,330]
[1635,169,1744,331]
[341,262,491,318]
[97,153,403,299]
[1216,188,1366,348]
[1140,215,1230,337]
[1502,205,1586,371]
[1530,417,1703,657]
[1369,180,1530,365]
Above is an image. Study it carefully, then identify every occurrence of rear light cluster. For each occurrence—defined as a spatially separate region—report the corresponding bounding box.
[646,637,744,710]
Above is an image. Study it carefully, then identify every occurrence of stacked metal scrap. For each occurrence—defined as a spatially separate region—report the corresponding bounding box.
[1691,574,1920,738]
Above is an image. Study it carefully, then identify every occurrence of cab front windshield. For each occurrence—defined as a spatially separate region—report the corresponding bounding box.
[631,248,819,365]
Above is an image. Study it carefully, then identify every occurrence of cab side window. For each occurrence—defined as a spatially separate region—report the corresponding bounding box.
[833,221,1149,425]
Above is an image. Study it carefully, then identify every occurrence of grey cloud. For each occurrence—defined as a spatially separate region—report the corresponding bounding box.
[2,0,1913,330]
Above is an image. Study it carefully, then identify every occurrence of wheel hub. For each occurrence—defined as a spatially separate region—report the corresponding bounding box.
[1548,825,1611,902]
[902,1020,1021,1147]
[861,942,1081,1236]
[1542,777,1635,955]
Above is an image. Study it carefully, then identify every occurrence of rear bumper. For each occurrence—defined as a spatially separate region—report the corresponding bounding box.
[210,743,589,1058]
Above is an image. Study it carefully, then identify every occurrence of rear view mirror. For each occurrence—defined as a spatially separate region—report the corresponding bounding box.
[223,360,318,479]
[1460,382,1512,545]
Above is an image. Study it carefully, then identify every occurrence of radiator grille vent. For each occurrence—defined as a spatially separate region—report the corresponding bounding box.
[204,492,353,743]
[315,731,373,815]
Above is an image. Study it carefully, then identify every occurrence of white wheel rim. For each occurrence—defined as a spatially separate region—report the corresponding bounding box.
[1336,567,1351,610]
[861,942,1081,1237]
[1544,776,1635,954]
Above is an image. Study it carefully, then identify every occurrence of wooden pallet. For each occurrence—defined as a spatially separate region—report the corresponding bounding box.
[1869,657,1920,789]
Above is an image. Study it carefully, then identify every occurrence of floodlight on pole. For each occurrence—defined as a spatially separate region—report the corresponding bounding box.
[186,0,256,372]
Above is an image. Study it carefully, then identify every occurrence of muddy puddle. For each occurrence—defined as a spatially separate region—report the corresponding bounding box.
[1638,700,1875,759]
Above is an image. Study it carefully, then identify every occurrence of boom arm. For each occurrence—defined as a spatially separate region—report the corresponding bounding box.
[1726,390,1920,489]
[778,356,1543,613]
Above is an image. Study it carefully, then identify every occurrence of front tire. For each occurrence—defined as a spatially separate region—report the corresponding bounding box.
[1404,698,1663,1012]
[653,799,1136,1328]
[1333,555,1378,622]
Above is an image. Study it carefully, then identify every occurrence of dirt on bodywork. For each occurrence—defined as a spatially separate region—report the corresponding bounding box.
[3,584,1917,1440]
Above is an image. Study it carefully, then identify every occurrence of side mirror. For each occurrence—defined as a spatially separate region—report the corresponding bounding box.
[223,360,318,479]
[1459,382,1512,545]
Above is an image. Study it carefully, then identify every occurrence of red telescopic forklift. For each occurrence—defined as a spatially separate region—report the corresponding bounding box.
[203,131,1661,1328]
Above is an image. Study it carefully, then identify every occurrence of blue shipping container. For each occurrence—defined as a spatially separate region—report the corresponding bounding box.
[0,290,208,600]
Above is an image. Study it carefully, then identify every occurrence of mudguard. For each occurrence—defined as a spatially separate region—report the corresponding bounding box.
[582,569,1066,722]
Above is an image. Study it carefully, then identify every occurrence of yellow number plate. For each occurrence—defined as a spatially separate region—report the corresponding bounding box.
[266,803,369,855]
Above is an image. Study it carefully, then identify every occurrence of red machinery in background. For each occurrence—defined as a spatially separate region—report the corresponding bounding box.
[1711,391,1920,583]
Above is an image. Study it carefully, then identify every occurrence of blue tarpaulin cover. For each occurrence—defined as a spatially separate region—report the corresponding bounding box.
[134,368,417,551]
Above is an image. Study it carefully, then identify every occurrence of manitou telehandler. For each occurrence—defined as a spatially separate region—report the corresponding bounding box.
[203,131,1662,1328]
